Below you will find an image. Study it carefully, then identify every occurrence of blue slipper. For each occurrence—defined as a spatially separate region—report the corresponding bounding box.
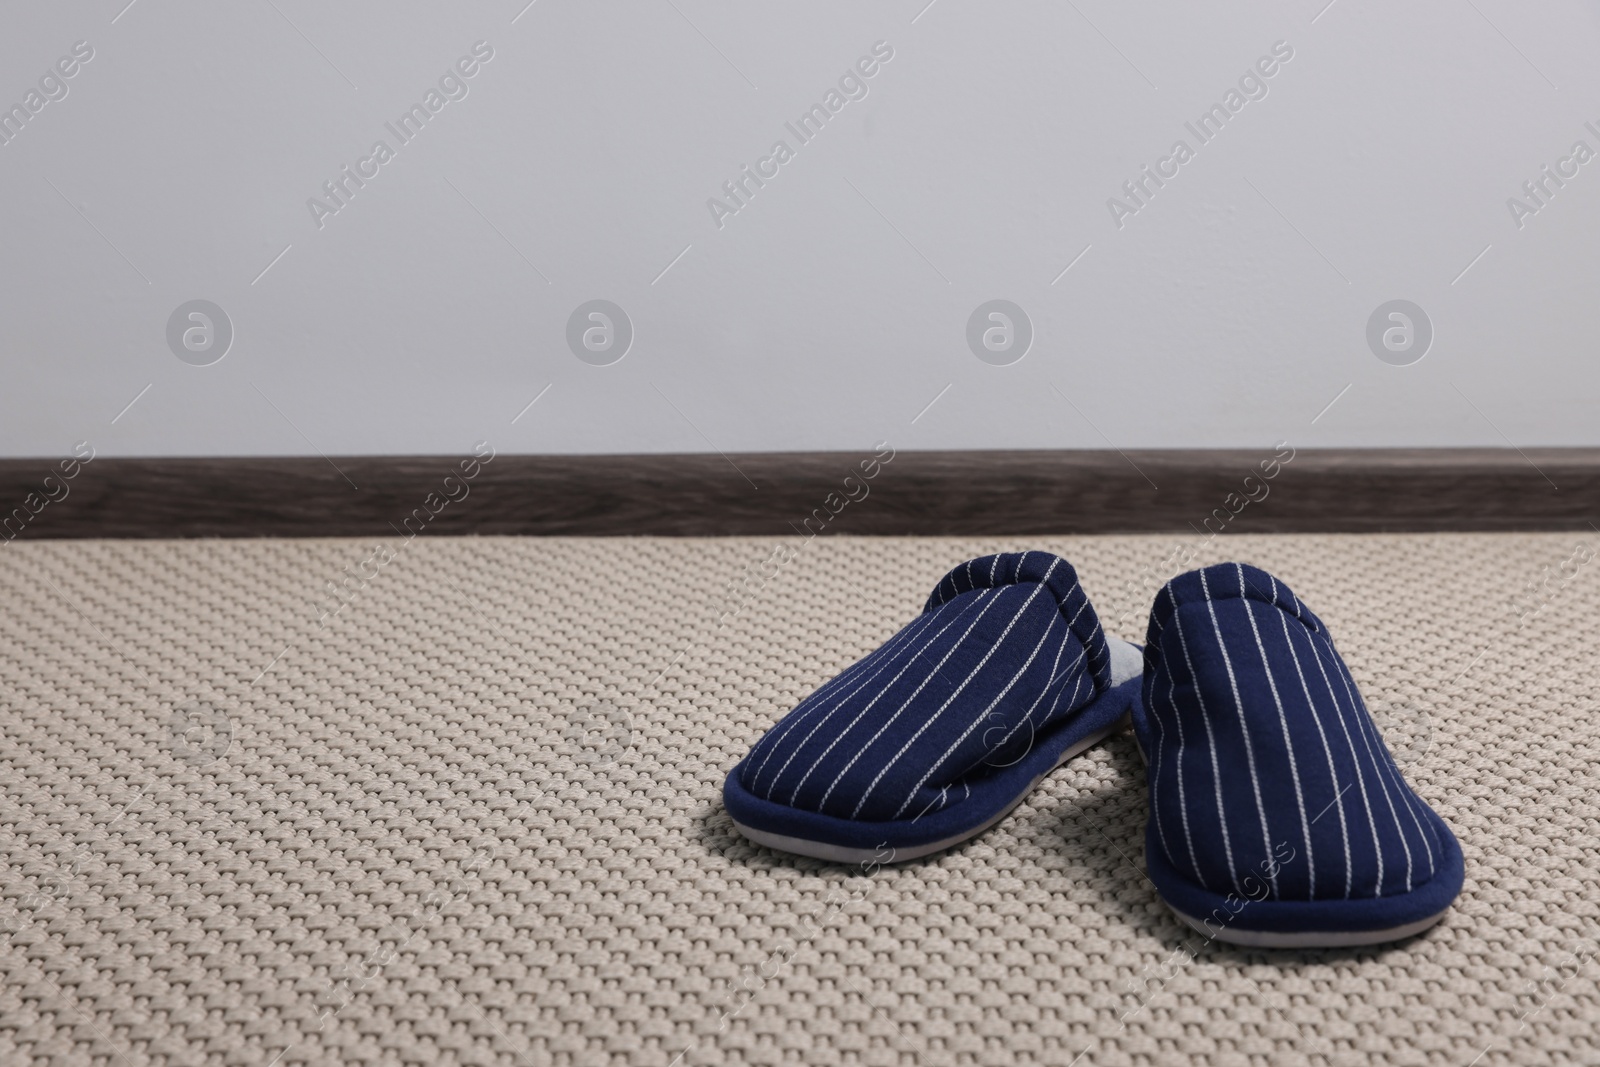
[1135,562,1464,947]
[724,552,1145,863]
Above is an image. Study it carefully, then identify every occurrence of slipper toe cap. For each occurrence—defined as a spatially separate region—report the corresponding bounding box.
[1137,562,1462,935]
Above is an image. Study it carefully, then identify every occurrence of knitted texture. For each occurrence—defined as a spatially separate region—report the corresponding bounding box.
[0,534,1596,1066]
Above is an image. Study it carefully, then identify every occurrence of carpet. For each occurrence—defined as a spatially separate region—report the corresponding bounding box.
[1,533,1596,1066]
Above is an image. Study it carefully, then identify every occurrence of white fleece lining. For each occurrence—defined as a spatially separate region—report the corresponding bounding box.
[1106,635,1145,687]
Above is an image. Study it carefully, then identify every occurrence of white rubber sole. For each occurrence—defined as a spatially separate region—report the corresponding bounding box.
[732,714,1130,865]
[1167,903,1452,948]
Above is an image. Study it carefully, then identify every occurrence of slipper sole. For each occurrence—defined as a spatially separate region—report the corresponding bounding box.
[1166,905,1451,948]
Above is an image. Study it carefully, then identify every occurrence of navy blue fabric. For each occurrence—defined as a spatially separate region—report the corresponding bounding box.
[724,676,1142,855]
[1135,562,1463,933]
[725,552,1121,846]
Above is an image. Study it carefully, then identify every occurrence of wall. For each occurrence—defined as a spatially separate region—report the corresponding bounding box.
[2,0,1597,458]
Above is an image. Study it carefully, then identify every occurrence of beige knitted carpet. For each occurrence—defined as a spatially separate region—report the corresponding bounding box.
[2,534,1598,1066]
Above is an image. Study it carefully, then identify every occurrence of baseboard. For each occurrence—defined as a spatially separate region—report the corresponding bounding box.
[0,448,1594,540]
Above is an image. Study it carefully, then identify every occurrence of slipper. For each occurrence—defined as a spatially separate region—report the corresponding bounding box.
[723,551,1145,863]
[1134,562,1464,947]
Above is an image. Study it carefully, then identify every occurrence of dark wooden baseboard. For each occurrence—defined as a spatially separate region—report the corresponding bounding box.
[0,449,1594,540]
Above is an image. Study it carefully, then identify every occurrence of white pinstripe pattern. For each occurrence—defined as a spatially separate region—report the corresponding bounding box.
[1081,615,1109,676]
[928,552,1009,610]
[845,560,1064,819]
[1148,565,1441,902]
[1331,652,1436,886]
[756,551,1124,826]
[1170,590,1242,896]
[1370,708,1438,880]
[810,587,1013,815]
[927,555,1108,692]
[1147,587,1207,890]
[752,608,944,797]
[746,615,933,792]
[1237,563,1314,899]
[1335,647,1437,880]
[772,592,994,806]
[889,592,1096,819]
[1365,710,1438,880]
[1305,618,1387,896]
[1334,654,1415,892]
[1199,567,1278,898]
[951,606,1082,780]
[1275,604,1353,899]
[978,598,1093,759]
[1002,608,1079,748]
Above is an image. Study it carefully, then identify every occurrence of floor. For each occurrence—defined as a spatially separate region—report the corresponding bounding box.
[0,533,1596,1066]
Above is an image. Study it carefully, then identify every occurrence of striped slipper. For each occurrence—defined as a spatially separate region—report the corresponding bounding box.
[1135,562,1464,947]
[723,551,1145,863]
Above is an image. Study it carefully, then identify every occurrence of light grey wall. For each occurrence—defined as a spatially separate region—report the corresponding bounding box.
[2,0,1597,458]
